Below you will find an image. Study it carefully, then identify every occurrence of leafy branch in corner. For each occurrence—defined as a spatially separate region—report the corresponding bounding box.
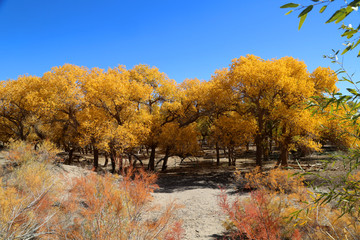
[281,0,360,56]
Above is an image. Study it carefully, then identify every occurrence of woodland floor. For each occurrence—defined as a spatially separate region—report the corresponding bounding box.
[146,149,344,239]
[0,147,347,239]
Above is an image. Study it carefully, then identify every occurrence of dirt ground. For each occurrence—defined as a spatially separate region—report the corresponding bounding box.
[152,165,244,240]
[133,148,348,239]
[0,147,348,239]
[71,153,250,239]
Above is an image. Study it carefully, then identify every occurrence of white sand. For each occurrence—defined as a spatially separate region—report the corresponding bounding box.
[152,171,249,240]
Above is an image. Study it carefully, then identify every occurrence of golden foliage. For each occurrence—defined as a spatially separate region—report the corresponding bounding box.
[0,57,341,169]
[213,113,256,144]
[320,103,360,150]
[225,55,338,165]
[159,122,201,157]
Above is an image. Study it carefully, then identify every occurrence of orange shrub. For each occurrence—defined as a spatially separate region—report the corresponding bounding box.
[240,167,306,194]
[219,188,302,240]
[57,168,183,240]
[5,140,59,166]
[0,142,60,239]
[222,168,360,240]
[0,141,183,239]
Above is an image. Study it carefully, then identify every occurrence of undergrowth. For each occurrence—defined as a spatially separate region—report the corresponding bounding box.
[0,141,182,239]
[220,167,360,240]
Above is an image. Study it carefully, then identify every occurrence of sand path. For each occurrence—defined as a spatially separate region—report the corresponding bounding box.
[152,171,248,240]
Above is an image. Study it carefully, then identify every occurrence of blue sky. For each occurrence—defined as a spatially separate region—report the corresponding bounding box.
[0,0,359,92]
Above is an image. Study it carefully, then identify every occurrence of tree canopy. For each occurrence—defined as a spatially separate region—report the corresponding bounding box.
[0,57,340,170]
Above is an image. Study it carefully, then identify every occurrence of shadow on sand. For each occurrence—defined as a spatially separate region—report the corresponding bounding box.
[154,160,250,194]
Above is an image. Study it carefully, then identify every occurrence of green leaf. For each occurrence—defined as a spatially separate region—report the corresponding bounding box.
[298,5,313,17]
[338,96,346,104]
[353,39,360,49]
[280,3,300,8]
[342,45,352,55]
[285,10,293,15]
[299,13,307,30]
[349,0,360,7]
[347,88,358,95]
[341,30,357,39]
[334,8,351,24]
[335,14,348,24]
[326,8,346,23]
[320,5,327,13]
[340,77,354,85]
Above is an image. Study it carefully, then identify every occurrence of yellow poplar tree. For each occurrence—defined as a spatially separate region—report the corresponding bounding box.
[0,75,43,142]
[128,64,177,171]
[228,55,337,167]
[149,78,210,171]
[39,64,88,163]
[320,102,360,151]
[158,122,201,171]
[206,68,237,165]
[81,66,151,171]
[273,64,338,166]
[210,112,256,166]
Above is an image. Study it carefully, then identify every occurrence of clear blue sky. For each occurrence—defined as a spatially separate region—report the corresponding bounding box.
[0,0,359,92]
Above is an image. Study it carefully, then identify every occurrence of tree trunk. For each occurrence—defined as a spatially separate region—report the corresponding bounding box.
[231,148,236,166]
[118,154,123,173]
[132,154,138,168]
[64,144,70,153]
[93,147,99,171]
[255,134,263,167]
[263,136,270,162]
[103,153,109,167]
[216,142,220,166]
[277,142,289,167]
[228,147,232,166]
[148,145,156,171]
[255,110,265,167]
[269,127,273,155]
[276,124,290,168]
[19,124,27,141]
[66,148,74,165]
[161,148,170,171]
[110,150,116,174]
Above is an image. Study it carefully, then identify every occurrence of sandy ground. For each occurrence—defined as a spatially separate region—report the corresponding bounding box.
[0,148,248,239]
[1,148,339,239]
[50,155,249,239]
[63,152,251,239]
[151,169,248,240]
